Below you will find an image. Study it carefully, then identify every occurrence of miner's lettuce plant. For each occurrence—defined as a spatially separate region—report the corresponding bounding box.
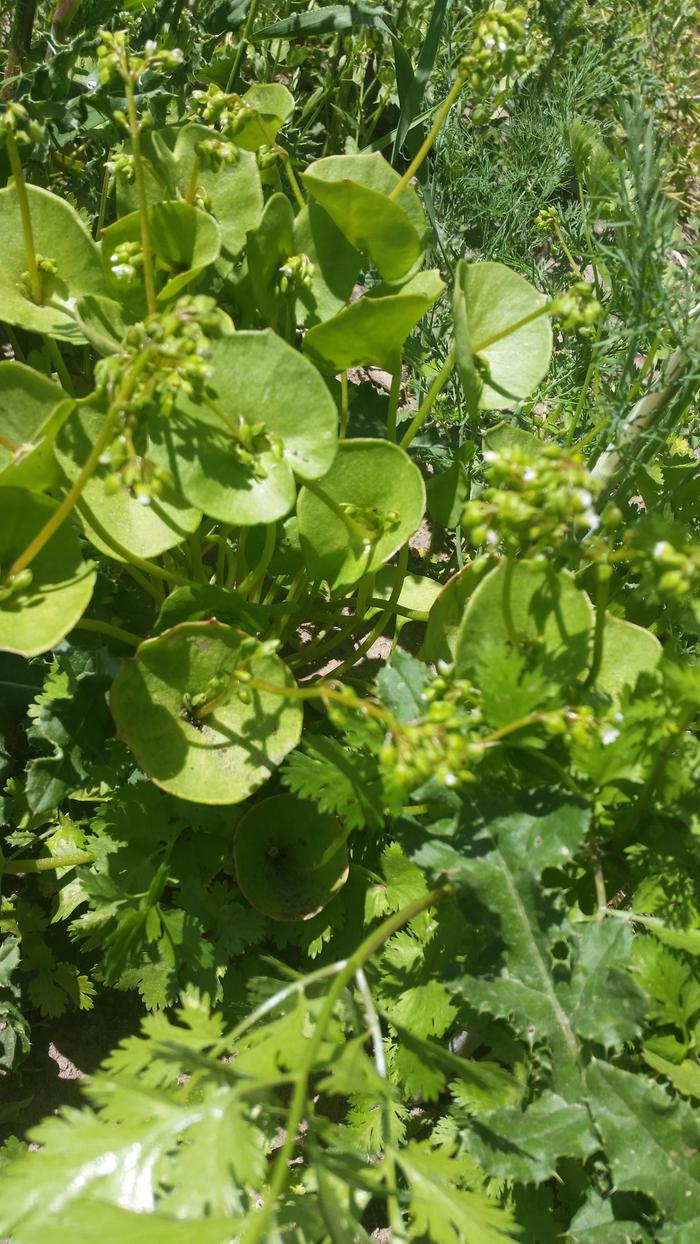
[0,7,699,1242]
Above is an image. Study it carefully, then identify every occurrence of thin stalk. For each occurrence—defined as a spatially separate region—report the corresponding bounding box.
[244,674,397,732]
[95,160,111,240]
[386,368,402,441]
[6,132,42,304]
[254,112,305,210]
[77,503,201,590]
[238,523,276,600]
[7,403,119,578]
[501,557,519,649]
[225,0,262,93]
[73,618,142,646]
[124,77,156,315]
[339,370,349,438]
[333,544,409,677]
[400,346,456,448]
[45,336,74,395]
[242,885,452,1244]
[1,850,94,875]
[354,968,402,1238]
[584,570,610,689]
[551,217,583,279]
[184,156,200,205]
[388,70,466,200]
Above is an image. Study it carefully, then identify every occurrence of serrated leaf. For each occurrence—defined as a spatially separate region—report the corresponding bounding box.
[563,920,647,1047]
[586,1060,700,1229]
[463,1092,597,1183]
[397,1141,520,1243]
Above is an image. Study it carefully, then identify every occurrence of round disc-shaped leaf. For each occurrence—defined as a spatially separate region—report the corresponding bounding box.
[303,270,444,373]
[302,153,428,282]
[55,405,202,560]
[297,439,425,593]
[173,126,263,257]
[235,795,349,921]
[0,362,70,491]
[454,559,594,684]
[422,561,493,664]
[293,202,362,326]
[110,621,303,804]
[596,614,662,701]
[0,488,96,657]
[206,332,337,480]
[0,186,109,342]
[153,401,297,526]
[458,262,552,409]
[101,202,221,309]
[372,567,443,617]
[233,83,295,150]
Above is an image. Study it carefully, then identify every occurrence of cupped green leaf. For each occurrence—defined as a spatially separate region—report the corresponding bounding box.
[54,404,202,560]
[372,567,443,618]
[455,261,552,409]
[596,614,662,701]
[0,185,109,342]
[454,559,594,685]
[110,621,303,804]
[153,585,270,636]
[302,153,429,282]
[303,269,444,372]
[155,328,337,525]
[0,362,70,491]
[244,192,295,322]
[234,83,295,150]
[0,488,96,657]
[101,201,221,309]
[293,201,362,326]
[422,561,493,664]
[234,794,348,921]
[297,439,425,593]
[173,125,263,257]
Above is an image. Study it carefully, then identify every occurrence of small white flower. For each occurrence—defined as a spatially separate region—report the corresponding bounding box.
[601,726,620,746]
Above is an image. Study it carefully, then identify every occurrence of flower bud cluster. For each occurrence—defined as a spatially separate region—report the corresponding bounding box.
[94,296,231,503]
[458,6,528,98]
[0,101,45,149]
[342,503,400,548]
[109,240,143,284]
[276,253,314,295]
[97,30,183,86]
[380,676,483,797]
[106,150,135,182]
[623,532,700,603]
[195,137,239,172]
[550,282,601,335]
[461,444,604,557]
[534,206,559,232]
[189,86,258,143]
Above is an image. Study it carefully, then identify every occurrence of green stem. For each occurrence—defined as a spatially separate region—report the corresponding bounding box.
[0,850,94,875]
[45,336,74,395]
[225,0,262,93]
[238,523,276,600]
[501,557,519,648]
[388,70,466,200]
[244,673,397,732]
[552,218,583,279]
[354,968,402,1238]
[254,112,305,210]
[124,77,156,316]
[400,346,456,449]
[7,401,120,578]
[78,502,201,589]
[584,569,610,689]
[6,132,42,304]
[386,368,402,441]
[333,543,409,677]
[242,884,452,1244]
[73,618,142,646]
[339,370,349,439]
[184,156,200,205]
[95,159,111,240]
